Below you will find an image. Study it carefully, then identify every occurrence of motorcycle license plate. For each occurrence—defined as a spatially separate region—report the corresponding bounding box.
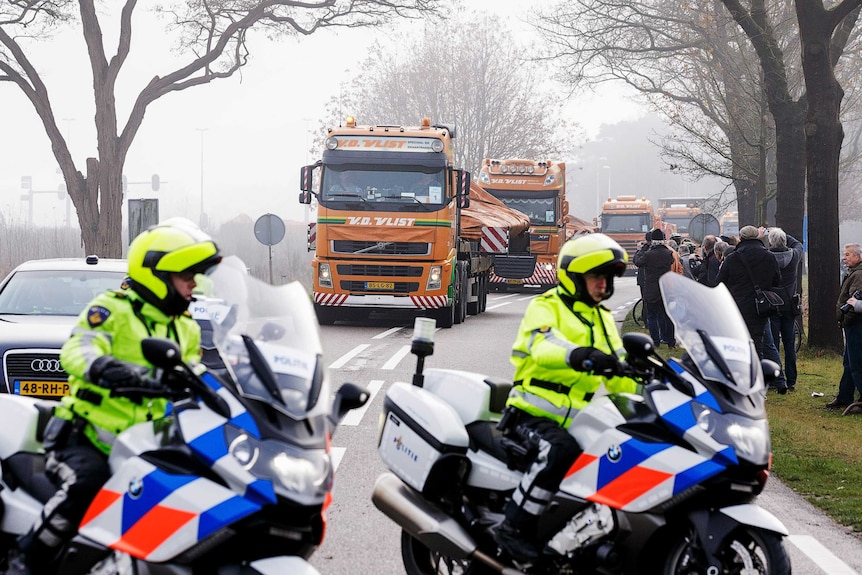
[15,380,70,398]
[366,281,394,290]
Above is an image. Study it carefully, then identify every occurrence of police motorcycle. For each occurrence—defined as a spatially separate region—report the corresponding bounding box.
[372,272,791,574]
[0,255,368,574]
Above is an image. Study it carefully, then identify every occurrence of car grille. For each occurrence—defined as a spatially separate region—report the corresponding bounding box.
[4,351,68,388]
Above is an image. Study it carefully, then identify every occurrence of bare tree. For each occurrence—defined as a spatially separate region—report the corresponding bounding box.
[793,0,862,351]
[314,14,573,173]
[533,0,807,229]
[0,0,440,257]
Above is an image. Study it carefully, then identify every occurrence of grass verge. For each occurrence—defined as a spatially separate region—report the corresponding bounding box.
[622,309,862,536]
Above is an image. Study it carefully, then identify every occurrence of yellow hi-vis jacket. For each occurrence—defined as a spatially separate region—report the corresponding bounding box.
[507,288,637,428]
[58,289,201,455]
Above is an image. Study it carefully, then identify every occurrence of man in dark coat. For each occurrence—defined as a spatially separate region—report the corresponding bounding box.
[767,227,803,391]
[633,229,676,348]
[696,235,721,287]
[716,225,781,358]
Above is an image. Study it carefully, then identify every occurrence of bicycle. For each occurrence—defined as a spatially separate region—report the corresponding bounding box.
[632,298,646,328]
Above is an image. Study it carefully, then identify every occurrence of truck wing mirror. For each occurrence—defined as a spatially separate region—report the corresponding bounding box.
[299,163,317,194]
[456,169,471,208]
[299,191,312,205]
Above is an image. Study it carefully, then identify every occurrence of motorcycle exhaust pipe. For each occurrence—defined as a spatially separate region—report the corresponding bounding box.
[372,473,525,575]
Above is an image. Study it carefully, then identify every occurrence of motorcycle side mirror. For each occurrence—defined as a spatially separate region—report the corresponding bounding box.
[142,337,183,369]
[258,322,285,342]
[332,382,369,426]
[761,359,781,385]
[622,332,656,361]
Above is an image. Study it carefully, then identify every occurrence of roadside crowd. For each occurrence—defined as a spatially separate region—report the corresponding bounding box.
[634,226,862,416]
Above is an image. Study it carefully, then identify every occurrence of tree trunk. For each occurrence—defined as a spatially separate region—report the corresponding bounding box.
[796,2,845,351]
[771,101,807,240]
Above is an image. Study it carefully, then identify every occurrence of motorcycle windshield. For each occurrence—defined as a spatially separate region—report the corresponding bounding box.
[204,256,328,419]
[659,273,762,395]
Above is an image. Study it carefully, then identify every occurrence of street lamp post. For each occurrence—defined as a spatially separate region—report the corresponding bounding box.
[596,157,609,216]
[196,128,207,228]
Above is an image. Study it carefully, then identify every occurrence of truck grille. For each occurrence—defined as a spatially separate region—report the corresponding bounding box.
[332,241,430,256]
[340,281,419,293]
[492,255,538,279]
[337,265,423,277]
[4,351,67,389]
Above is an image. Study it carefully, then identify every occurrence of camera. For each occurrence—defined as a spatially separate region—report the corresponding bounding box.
[840,290,862,314]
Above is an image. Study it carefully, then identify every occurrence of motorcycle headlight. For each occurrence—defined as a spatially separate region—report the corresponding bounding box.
[224,426,332,505]
[272,450,331,494]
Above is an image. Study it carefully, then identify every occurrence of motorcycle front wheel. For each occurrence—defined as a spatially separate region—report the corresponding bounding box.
[662,526,791,574]
[401,531,494,575]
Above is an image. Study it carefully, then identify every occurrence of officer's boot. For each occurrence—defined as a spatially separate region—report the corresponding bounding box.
[492,504,540,563]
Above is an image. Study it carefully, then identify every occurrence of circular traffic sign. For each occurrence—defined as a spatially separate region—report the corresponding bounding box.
[688,213,720,244]
[254,213,286,246]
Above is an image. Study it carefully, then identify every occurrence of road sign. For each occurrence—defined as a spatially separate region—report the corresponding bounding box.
[254,213,286,246]
[688,213,720,244]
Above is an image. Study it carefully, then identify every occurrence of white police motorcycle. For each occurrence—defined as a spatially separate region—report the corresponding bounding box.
[0,256,367,574]
[373,273,790,574]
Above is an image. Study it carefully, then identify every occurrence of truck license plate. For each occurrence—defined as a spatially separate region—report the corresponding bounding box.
[15,380,70,398]
[506,279,523,285]
[366,281,394,290]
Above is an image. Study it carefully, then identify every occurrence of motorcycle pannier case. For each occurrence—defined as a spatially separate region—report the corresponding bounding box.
[378,382,469,493]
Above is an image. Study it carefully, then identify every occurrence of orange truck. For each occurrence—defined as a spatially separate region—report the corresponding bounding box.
[298,117,529,328]
[599,195,675,273]
[656,203,701,239]
[477,158,569,291]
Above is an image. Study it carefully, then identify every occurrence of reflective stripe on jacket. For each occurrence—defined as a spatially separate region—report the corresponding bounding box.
[58,289,201,455]
[507,288,637,427]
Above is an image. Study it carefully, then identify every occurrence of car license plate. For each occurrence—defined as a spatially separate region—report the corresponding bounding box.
[506,279,523,285]
[366,281,395,290]
[15,380,70,398]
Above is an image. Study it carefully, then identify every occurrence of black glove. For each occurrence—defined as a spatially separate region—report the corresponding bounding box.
[568,347,621,377]
[89,356,145,389]
[109,377,171,399]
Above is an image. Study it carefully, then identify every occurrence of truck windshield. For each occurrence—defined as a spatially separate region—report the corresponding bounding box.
[662,216,695,234]
[322,168,446,209]
[498,197,556,225]
[601,214,652,233]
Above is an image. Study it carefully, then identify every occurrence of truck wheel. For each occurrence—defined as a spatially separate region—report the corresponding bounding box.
[434,305,454,328]
[479,272,488,312]
[454,265,468,324]
[467,274,480,316]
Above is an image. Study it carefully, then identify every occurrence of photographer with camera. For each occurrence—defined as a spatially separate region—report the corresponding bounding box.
[827,243,862,412]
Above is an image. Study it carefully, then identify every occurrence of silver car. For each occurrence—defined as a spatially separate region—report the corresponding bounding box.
[0,256,128,400]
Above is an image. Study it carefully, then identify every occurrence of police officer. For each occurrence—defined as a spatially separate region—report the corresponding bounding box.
[12,218,222,574]
[493,234,638,562]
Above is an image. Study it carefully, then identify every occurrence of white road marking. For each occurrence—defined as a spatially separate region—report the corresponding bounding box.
[339,379,384,426]
[487,301,515,310]
[331,447,346,472]
[788,534,858,574]
[491,293,519,301]
[329,344,370,369]
[382,345,411,370]
[373,327,403,339]
[517,295,535,302]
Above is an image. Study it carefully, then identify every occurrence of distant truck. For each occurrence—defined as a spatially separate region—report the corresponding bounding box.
[298,117,529,328]
[599,195,675,273]
[720,211,740,237]
[477,158,568,291]
[656,203,702,238]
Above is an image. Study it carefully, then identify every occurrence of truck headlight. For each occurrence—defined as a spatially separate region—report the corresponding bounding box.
[479,172,490,184]
[427,266,442,290]
[318,263,332,288]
